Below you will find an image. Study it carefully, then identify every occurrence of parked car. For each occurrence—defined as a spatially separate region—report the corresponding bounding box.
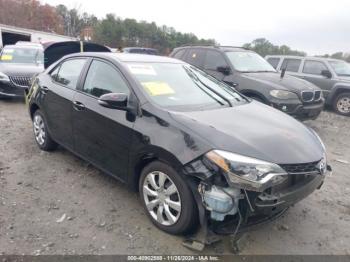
[0,43,44,98]
[266,55,350,116]
[170,46,324,121]
[0,41,110,99]
[27,53,330,241]
[123,47,159,55]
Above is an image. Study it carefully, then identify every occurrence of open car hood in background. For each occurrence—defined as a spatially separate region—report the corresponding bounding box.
[43,41,111,69]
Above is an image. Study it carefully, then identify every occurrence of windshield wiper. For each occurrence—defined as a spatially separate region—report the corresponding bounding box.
[184,67,225,106]
[184,67,233,107]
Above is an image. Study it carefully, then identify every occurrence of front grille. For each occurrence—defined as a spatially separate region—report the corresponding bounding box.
[279,161,320,174]
[314,90,321,101]
[301,91,314,102]
[9,76,32,88]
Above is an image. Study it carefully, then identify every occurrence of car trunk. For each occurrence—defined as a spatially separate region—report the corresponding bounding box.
[43,41,111,69]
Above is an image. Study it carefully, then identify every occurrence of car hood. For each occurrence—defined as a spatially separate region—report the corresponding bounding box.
[335,75,350,83]
[241,72,320,92]
[170,101,324,164]
[0,63,43,77]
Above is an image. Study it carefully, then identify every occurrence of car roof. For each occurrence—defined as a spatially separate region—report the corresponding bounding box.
[174,45,249,52]
[123,47,158,51]
[67,52,184,64]
[174,45,250,52]
[3,44,42,50]
[265,55,344,63]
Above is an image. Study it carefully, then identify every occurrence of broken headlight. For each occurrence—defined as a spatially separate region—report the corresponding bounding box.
[205,150,287,192]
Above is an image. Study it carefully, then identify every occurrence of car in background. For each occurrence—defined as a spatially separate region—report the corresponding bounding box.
[0,41,110,99]
[0,42,44,98]
[170,46,324,121]
[27,53,329,241]
[123,47,159,55]
[266,55,350,116]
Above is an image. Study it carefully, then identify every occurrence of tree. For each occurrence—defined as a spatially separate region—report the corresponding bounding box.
[93,15,216,54]
[243,38,306,57]
[0,0,63,34]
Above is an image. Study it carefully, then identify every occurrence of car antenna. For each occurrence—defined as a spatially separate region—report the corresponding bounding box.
[280,68,286,79]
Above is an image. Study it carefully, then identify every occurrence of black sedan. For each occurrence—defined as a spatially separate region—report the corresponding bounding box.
[27,53,330,243]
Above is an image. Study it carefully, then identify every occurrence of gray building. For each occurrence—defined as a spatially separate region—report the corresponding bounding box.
[0,24,76,48]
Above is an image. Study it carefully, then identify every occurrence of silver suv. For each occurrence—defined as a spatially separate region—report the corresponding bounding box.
[266,55,350,116]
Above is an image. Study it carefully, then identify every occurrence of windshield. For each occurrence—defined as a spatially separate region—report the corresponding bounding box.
[127,63,247,111]
[0,47,44,64]
[226,51,276,73]
[329,60,350,76]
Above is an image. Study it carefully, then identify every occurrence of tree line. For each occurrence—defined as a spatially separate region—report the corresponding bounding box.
[0,0,348,60]
[243,38,350,62]
[0,0,216,54]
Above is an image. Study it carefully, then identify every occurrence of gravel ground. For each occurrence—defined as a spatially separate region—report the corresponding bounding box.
[0,99,349,255]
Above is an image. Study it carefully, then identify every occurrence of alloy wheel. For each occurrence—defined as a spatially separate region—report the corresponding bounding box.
[33,114,46,145]
[337,96,350,114]
[142,171,181,226]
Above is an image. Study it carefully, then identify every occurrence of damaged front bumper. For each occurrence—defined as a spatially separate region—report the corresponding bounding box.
[184,158,331,237]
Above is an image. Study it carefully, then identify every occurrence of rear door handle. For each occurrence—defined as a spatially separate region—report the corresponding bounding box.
[73,101,85,111]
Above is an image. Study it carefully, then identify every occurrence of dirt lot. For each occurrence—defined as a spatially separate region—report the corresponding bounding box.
[0,99,349,255]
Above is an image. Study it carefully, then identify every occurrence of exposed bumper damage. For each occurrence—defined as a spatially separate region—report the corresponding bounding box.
[183,157,331,251]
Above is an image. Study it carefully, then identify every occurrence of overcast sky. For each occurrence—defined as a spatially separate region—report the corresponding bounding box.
[43,0,350,55]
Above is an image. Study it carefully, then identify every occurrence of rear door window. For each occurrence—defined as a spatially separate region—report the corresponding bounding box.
[281,58,301,72]
[173,49,187,60]
[55,59,86,89]
[303,60,328,75]
[267,57,280,69]
[203,50,228,70]
[185,49,205,68]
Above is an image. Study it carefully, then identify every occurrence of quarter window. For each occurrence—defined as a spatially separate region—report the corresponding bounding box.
[204,51,228,70]
[55,59,86,89]
[281,59,301,72]
[185,49,205,68]
[83,60,130,97]
[50,65,60,81]
[173,49,186,59]
[303,60,328,75]
[267,57,280,69]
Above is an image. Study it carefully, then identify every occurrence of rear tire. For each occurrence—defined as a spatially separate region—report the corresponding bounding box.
[333,92,350,116]
[139,161,198,235]
[32,110,58,151]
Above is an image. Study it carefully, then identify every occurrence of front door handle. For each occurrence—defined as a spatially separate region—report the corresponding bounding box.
[73,101,85,111]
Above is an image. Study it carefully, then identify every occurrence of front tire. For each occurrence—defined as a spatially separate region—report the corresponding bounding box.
[139,161,198,235]
[333,92,350,116]
[32,110,58,151]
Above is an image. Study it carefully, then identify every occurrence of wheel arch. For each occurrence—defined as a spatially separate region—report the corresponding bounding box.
[240,89,268,103]
[29,103,40,120]
[328,84,350,104]
[128,146,185,192]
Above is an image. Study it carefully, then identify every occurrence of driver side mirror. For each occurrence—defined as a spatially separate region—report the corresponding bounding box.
[217,66,231,76]
[321,70,332,79]
[98,92,128,110]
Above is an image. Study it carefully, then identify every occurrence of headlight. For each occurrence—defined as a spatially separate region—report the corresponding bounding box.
[270,90,298,100]
[0,72,10,82]
[205,150,287,192]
